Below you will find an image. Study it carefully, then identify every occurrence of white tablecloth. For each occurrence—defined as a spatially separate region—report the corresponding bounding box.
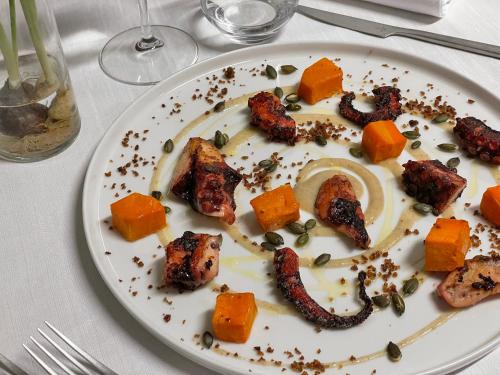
[1,0,499,374]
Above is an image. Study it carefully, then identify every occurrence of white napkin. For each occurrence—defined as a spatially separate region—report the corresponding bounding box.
[362,0,453,17]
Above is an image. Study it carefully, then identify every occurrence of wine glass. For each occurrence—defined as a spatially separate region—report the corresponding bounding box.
[99,0,198,85]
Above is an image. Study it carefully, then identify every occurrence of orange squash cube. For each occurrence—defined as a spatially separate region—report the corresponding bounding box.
[250,184,300,231]
[297,57,343,105]
[361,120,407,163]
[212,293,258,343]
[110,192,166,241]
[480,185,500,226]
[424,218,471,272]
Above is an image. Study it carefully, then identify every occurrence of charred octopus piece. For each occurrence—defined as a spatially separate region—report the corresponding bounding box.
[248,91,296,144]
[437,255,500,308]
[274,247,373,328]
[170,137,242,224]
[402,160,467,215]
[454,117,500,165]
[315,175,370,249]
[339,86,402,127]
[163,231,222,290]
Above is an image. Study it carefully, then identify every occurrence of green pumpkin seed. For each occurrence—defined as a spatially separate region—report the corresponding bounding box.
[305,219,317,231]
[223,133,230,144]
[261,242,277,252]
[164,206,171,214]
[286,103,301,112]
[402,278,419,295]
[163,139,174,153]
[447,157,460,169]
[202,331,213,349]
[387,341,402,362]
[402,130,420,140]
[214,130,225,149]
[315,135,327,146]
[287,222,306,234]
[372,294,390,308]
[151,191,162,200]
[349,147,363,158]
[214,101,225,112]
[258,159,273,168]
[265,232,284,246]
[285,93,300,103]
[391,293,405,316]
[265,65,277,79]
[412,202,433,215]
[433,113,449,123]
[314,253,331,266]
[437,143,458,152]
[410,140,421,149]
[274,87,284,98]
[296,233,309,247]
[280,65,297,74]
[265,162,278,173]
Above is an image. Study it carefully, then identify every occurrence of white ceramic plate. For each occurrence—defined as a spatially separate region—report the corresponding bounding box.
[83,42,500,375]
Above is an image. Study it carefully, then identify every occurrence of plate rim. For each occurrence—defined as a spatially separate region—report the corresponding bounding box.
[82,41,500,375]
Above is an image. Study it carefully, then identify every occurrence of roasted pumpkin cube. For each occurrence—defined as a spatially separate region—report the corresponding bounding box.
[212,293,257,343]
[480,185,500,226]
[361,120,407,163]
[250,184,300,231]
[298,57,343,105]
[110,192,166,241]
[425,218,471,272]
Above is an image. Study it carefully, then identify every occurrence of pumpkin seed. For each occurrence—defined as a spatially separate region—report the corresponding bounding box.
[305,219,317,231]
[315,135,327,146]
[214,130,225,149]
[151,191,162,200]
[214,101,225,112]
[285,93,300,103]
[410,140,421,149]
[387,341,402,362]
[261,242,277,252]
[296,233,309,247]
[412,202,433,215]
[223,133,230,144]
[402,278,419,295]
[349,147,363,158]
[280,64,297,74]
[437,143,458,152]
[447,157,460,169]
[274,87,284,98]
[163,139,174,153]
[265,232,284,246]
[265,65,277,79]
[314,253,331,266]
[372,294,390,308]
[286,103,301,112]
[202,331,213,349]
[265,162,278,173]
[258,159,273,168]
[433,113,449,123]
[391,293,405,315]
[164,206,171,214]
[287,222,306,234]
[402,130,420,140]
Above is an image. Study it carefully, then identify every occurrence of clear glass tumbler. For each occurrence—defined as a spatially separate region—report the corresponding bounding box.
[0,0,81,162]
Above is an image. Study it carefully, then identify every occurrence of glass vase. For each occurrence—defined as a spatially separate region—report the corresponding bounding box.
[0,0,80,162]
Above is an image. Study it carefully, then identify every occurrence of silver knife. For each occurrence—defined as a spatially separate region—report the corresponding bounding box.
[297,5,500,59]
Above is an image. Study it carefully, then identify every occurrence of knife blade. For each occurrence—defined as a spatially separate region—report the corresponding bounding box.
[297,5,500,59]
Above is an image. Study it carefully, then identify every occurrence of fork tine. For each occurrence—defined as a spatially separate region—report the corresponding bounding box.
[38,328,93,375]
[22,344,57,375]
[44,321,118,375]
[0,352,30,375]
[30,337,78,375]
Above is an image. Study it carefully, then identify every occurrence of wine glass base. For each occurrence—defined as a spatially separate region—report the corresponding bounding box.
[99,25,198,86]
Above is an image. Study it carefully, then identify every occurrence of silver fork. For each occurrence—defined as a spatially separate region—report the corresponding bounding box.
[23,321,118,375]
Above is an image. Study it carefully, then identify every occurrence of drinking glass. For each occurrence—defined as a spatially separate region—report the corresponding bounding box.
[99,0,198,85]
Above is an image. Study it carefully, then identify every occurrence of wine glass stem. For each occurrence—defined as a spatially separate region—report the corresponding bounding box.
[135,0,164,52]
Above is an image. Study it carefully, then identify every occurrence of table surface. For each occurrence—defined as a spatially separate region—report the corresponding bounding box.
[1,0,499,374]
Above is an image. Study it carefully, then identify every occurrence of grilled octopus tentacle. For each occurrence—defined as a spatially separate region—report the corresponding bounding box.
[339,86,402,127]
[453,117,500,165]
[274,247,373,328]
